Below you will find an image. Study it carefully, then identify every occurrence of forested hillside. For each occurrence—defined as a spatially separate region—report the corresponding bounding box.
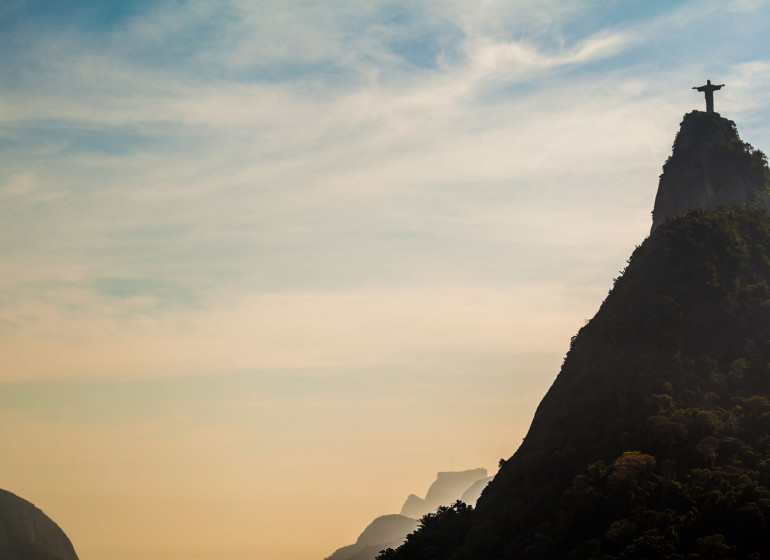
[378,112,770,559]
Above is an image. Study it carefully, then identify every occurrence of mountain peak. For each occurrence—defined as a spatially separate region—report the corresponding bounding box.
[376,111,770,560]
[399,468,488,518]
[650,111,770,232]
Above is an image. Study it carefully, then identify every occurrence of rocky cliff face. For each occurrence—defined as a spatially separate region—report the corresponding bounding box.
[650,111,770,232]
[0,490,79,560]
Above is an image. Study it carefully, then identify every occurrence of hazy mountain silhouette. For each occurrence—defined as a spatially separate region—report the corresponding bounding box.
[377,112,770,559]
[399,469,489,518]
[325,469,489,560]
[0,489,79,560]
[325,515,419,560]
[459,475,494,506]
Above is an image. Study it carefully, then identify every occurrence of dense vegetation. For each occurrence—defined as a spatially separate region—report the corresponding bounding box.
[376,501,475,560]
[379,207,770,559]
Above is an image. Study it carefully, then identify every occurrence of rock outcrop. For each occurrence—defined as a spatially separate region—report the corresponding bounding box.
[650,111,770,232]
[0,489,79,560]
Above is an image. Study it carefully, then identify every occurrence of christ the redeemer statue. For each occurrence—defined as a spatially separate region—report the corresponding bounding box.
[693,79,725,113]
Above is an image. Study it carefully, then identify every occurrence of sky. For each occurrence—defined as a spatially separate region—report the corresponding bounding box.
[2,1,770,559]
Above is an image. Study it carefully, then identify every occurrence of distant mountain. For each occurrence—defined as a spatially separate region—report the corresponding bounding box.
[459,475,494,506]
[325,515,418,560]
[325,469,489,560]
[0,489,79,560]
[399,469,489,519]
[377,112,770,559]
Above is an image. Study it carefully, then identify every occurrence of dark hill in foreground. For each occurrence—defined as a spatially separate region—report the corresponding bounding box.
[0,489,79,560]
[377,112,770,559]
[467,207,770,559]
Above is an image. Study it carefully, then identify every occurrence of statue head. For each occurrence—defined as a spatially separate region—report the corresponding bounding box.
[707,79,712,84]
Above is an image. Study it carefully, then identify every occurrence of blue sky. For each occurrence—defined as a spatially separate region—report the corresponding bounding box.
[2,1,770,559]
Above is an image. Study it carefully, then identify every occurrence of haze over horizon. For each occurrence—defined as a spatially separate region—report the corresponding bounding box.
[2,1,770,559]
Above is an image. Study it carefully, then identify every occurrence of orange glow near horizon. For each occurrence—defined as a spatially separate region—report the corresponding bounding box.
[3,1,768,558]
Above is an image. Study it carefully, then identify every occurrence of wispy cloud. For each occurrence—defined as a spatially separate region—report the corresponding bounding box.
[3,3,770,559]
[0,283,586,380]
[4,0,756,371]
[464,30,629,82]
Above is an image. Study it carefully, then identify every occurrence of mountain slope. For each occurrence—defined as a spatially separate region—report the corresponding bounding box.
[463,207,770,559]
[377,112,770,560]
[326,470,489,560]
[326,515,419,560]
[0,489,79,560]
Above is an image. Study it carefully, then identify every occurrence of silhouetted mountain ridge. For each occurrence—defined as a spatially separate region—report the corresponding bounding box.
[325,469,489,560]
[325,515,418,560]
[0,489,78,560]
[377,113,770,559]
[400,469,489,518]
